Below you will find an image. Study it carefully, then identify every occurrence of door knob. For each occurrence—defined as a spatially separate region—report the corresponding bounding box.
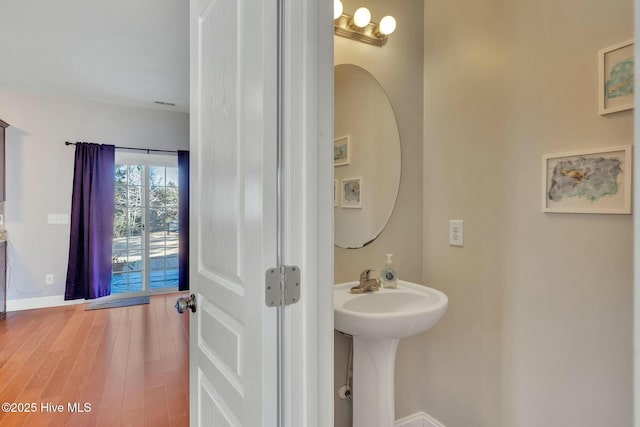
[175,294,197,313]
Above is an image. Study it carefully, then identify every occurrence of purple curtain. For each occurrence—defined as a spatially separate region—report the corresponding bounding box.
[65,143,115,300]
[178,150,190,291]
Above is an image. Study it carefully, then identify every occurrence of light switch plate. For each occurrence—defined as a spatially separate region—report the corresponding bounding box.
[449,220,464,247]
[48,214,69,224]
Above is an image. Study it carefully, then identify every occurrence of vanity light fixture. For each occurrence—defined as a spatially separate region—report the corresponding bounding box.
[352,7,371,28]
[333,0,343,19]
[333,1,396,47]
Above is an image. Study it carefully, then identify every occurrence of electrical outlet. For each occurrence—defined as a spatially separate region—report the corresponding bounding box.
[0,214,4,225]
[45,274,54,285]
[449,220,464,247]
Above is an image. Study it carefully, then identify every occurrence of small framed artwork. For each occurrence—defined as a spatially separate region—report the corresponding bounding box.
[542,146,632,214]
[334,179,338,207]
[599,39,634,115]
[341,177,362,209]
[334,136,351,166]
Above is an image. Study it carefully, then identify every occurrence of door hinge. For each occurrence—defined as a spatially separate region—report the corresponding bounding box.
[265,266,301,307]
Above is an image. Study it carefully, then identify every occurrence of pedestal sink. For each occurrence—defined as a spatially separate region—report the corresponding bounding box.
[334,280,448,427]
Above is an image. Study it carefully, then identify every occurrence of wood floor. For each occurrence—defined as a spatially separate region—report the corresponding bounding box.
[0,293,189,427]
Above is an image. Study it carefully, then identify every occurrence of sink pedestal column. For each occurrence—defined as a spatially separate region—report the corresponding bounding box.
[352,337,400,427]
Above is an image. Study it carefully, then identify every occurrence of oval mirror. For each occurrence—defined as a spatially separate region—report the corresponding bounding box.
[334,64,401,249]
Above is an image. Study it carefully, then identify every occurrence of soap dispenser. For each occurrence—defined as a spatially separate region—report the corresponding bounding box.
[380,253,398,288]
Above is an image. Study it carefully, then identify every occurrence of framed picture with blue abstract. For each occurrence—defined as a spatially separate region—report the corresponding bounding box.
[599,39,634,115]
[542,146,632,214]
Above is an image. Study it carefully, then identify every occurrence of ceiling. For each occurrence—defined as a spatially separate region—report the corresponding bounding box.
[0,0,189,113]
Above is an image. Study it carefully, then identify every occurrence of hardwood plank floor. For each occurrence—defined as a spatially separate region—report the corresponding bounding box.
[0,293,189,427]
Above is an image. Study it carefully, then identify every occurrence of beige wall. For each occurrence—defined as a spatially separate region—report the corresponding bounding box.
[421,0,633,426]
[333,0,424,426]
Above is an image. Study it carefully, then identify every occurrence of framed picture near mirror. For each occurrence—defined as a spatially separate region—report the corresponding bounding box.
[334,135,351,166]
[341,177,362,208]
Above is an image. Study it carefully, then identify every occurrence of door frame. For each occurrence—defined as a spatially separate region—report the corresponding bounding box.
[280,0,334,425]
[634,0,639,423]
[187,0,334,423]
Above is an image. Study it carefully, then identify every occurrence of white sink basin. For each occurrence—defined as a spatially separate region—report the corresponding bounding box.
[334,280,448,427]
[334,280,448,339]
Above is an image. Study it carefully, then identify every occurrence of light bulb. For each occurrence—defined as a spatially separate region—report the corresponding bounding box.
[353,7,371,28]
[333,0,343,20]
[378,16,396,35]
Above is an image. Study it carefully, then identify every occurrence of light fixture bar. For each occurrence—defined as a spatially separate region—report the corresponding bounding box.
[334,13,389,47]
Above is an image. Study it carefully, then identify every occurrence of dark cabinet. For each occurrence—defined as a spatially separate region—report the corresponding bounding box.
[0,119,6,201]
[0,242,5,318]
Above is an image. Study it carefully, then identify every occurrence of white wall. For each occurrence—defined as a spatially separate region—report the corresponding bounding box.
[333,1,424,425]
[0,87,189,303]
[421,0,633,425]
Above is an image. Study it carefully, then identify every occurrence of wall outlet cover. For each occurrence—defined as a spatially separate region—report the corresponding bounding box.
[449,220,464,247]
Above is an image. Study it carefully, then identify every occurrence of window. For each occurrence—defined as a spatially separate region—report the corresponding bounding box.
[112,151,179,294]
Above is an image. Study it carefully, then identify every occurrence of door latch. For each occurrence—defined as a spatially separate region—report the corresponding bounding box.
[175,293,197,313]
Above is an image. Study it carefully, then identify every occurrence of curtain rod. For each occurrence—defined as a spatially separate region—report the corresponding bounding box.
[64,141,178,154]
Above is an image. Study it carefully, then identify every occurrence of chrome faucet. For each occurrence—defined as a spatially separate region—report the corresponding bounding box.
[350,269,381,294]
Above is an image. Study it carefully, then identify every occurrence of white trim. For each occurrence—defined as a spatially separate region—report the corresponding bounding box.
[115,150,178,166]
[6,295,86,312]
[395,411,446,427]
[283,0,334,425]
[6,288,180,312]
[633,2,640,423]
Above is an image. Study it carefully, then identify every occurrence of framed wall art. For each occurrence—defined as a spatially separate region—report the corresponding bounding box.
[599,39,634,115]
[334,135,351,166]
[542,146,632,214]
[341,177,362,208]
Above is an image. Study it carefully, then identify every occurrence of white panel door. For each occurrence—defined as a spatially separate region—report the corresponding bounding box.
[188,0,278,425]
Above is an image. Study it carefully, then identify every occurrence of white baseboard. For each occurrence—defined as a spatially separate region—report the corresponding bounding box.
[6,288,180,312]
[396,411,446,427]
[6,295,86,312]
